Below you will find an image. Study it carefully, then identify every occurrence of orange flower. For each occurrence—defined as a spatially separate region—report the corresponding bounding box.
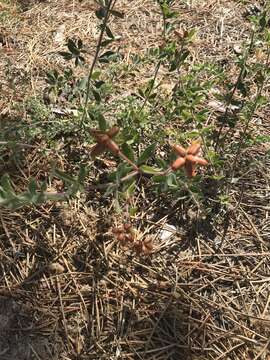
[90,127,120,158]
[171,141,208,177]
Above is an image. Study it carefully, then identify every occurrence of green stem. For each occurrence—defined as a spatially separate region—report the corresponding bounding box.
[214,29,255,151]
[138,60,161,115]
[118,151,140,172]
[227,45,270,193]
[80,0,115,130]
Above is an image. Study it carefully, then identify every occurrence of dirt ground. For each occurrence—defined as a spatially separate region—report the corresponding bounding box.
[0,0,270,359]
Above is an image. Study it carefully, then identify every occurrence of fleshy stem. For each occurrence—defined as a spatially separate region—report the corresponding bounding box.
[80,0,115,130]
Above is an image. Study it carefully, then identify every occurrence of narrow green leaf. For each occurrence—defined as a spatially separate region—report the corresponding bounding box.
[124,180,136,198]
[94,80,105,88]
[109,9,124,18]
[91,71,101,80]
[152,175,166,183]
[1,174,15,195]
[166,173,178,188]
[121,143,135,162]
[138,88,145,98]
[59,52,73,60]
[77,39,83,49]
[99,50,116,63]
[129,206,137,216]
[92,89,101,103]
[67,39,80,55]
[97,113,107,131]
[53,169,76,184]
[140,165,162,175]
[116,164,133,180]
[28,178,37,195]
[137,143,156,165]
[105,26,114,39]
[78,76,88,89]
[78,165,87,184]
[101,39,114,47]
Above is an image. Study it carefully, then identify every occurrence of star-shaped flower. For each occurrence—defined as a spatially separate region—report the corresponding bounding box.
[171,141,208,177]
[90,127,120,158]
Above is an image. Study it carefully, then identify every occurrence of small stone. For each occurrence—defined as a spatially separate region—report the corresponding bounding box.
[159,224,177,241]
[48,263,65,274]
[54,24,65,44]
[233,45,242,55]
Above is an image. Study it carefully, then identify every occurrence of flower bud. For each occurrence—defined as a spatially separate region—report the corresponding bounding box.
[185,161,196,177]
[186,154,208,165]
[171,144,186,157]
[187,141,201,155]
[171,157,185,171]
[107,127,120,137]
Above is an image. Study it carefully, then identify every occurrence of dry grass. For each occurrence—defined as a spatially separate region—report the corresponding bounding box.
[0,0,270,359]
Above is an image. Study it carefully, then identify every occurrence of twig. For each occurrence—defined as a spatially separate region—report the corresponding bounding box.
[254,338,270,360]
[56,277,72,351]
[216,342,245,360]
[0,141,36,148]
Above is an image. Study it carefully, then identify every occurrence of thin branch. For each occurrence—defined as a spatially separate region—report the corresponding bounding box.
[0,141,36,148]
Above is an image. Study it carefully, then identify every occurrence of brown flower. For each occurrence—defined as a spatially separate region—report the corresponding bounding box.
[90,127,120,158]
[171,141,208,177]
[112,223,135,245]
[113,224,154,255]
[133,238,154,255]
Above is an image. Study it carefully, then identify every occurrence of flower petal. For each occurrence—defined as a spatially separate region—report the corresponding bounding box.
[106,127,120,138]
[171,144,186,157]
[171,157,186,170]
[186,154,208,165]
[142,239,154,254]
[185,160,196,177]
[187,141,201,155]
[89,129,104,140]
[133,241,143,254]
[90,143,106,157]
[90,130,110,145]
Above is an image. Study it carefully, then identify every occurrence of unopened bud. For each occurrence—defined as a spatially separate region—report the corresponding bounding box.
[171,157,185,171]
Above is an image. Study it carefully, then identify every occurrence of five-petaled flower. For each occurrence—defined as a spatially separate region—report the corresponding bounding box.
[90,127,120,158]
[171,141,208,177]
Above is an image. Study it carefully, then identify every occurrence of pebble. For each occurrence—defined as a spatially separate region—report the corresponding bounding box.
[159,224,177,241]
